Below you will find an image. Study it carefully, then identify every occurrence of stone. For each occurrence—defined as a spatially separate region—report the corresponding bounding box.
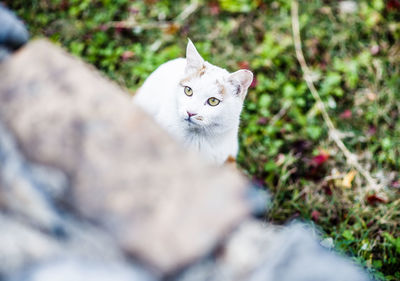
[176,220,281,281]
[177,220,370,281]
[17,259,155,281]
[0,39,251,275]
[0,120,66,231]
[0,212,135,279]
[248,223,370,281]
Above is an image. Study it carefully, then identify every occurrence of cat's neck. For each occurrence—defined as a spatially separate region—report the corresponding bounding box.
[181,123,238,149]
[185,125,237,141]
[181,126,239,164]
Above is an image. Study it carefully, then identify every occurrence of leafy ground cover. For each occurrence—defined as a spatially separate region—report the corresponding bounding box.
[5,0,400,279]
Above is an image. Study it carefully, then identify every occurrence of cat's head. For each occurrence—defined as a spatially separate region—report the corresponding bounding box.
[177,39,253,135]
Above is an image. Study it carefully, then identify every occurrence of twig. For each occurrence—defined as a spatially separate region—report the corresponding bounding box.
[291,1,381,192]
[176,0,200,23]
[108,0,199,30]
[269,101,291,126]
[323,174,346,181]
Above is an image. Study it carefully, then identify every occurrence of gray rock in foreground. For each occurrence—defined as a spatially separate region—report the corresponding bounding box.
[0,39,250,275]
[249,223,369,281]
[178,220,370,281]
[15,259,155,281]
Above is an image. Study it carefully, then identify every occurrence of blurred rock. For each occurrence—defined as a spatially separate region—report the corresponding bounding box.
[0,39,250,276]
[248,223,369,281]
[16,259,155,281]
[245,185,270,217]
[0,120,65,230]
[0,213,132,279]
[178,221,370,281]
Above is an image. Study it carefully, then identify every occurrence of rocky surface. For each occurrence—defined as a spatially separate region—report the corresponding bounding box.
[0,39,250,276]
[0,40,371,281]
[177,220,369,281]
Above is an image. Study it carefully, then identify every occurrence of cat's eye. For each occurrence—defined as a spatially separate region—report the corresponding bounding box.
[184,86,193,96]
[207,97,220,106]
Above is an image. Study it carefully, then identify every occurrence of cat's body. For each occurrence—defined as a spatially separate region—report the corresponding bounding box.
[134,40,253,165]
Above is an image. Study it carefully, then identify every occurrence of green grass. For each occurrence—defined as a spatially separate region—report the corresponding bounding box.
[5,0,400,279]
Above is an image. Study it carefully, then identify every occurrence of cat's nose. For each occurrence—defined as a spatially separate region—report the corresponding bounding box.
[187,111,197,118]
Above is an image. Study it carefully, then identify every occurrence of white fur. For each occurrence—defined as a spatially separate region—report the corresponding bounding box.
[133,40,253,165]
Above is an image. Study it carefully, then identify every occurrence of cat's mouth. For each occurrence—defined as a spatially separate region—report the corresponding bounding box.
[185,117,196,124]
[184,117,201,126]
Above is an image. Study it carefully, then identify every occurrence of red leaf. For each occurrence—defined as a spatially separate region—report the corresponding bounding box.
[387,0,400,10]
[311,210,321,222]
[311,151,329,166]
[60,0,69,10]
[98,24,108,31]
[366,220,375,228]
[114,22,126,29]
[323,185,332,196]
[237,61,256,87]
[367,126,377,136]
[238,61,250,69]
[114,22,125,34]
[391,180,400,189]
[257,117,267,125]
[370,45,380,55]
[121,51,134,61]
[339,109,352,119]
[366,194,387,205]
[129,7,139,14]
[208,2,220,15]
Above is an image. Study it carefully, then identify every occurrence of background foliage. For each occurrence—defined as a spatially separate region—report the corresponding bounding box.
[5,0,400,279]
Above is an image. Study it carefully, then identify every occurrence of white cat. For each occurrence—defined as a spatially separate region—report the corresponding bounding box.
[133,40,253,165]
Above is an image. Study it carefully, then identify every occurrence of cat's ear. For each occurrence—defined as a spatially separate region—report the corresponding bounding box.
[185,39,204,74]
[228,69,253,99]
